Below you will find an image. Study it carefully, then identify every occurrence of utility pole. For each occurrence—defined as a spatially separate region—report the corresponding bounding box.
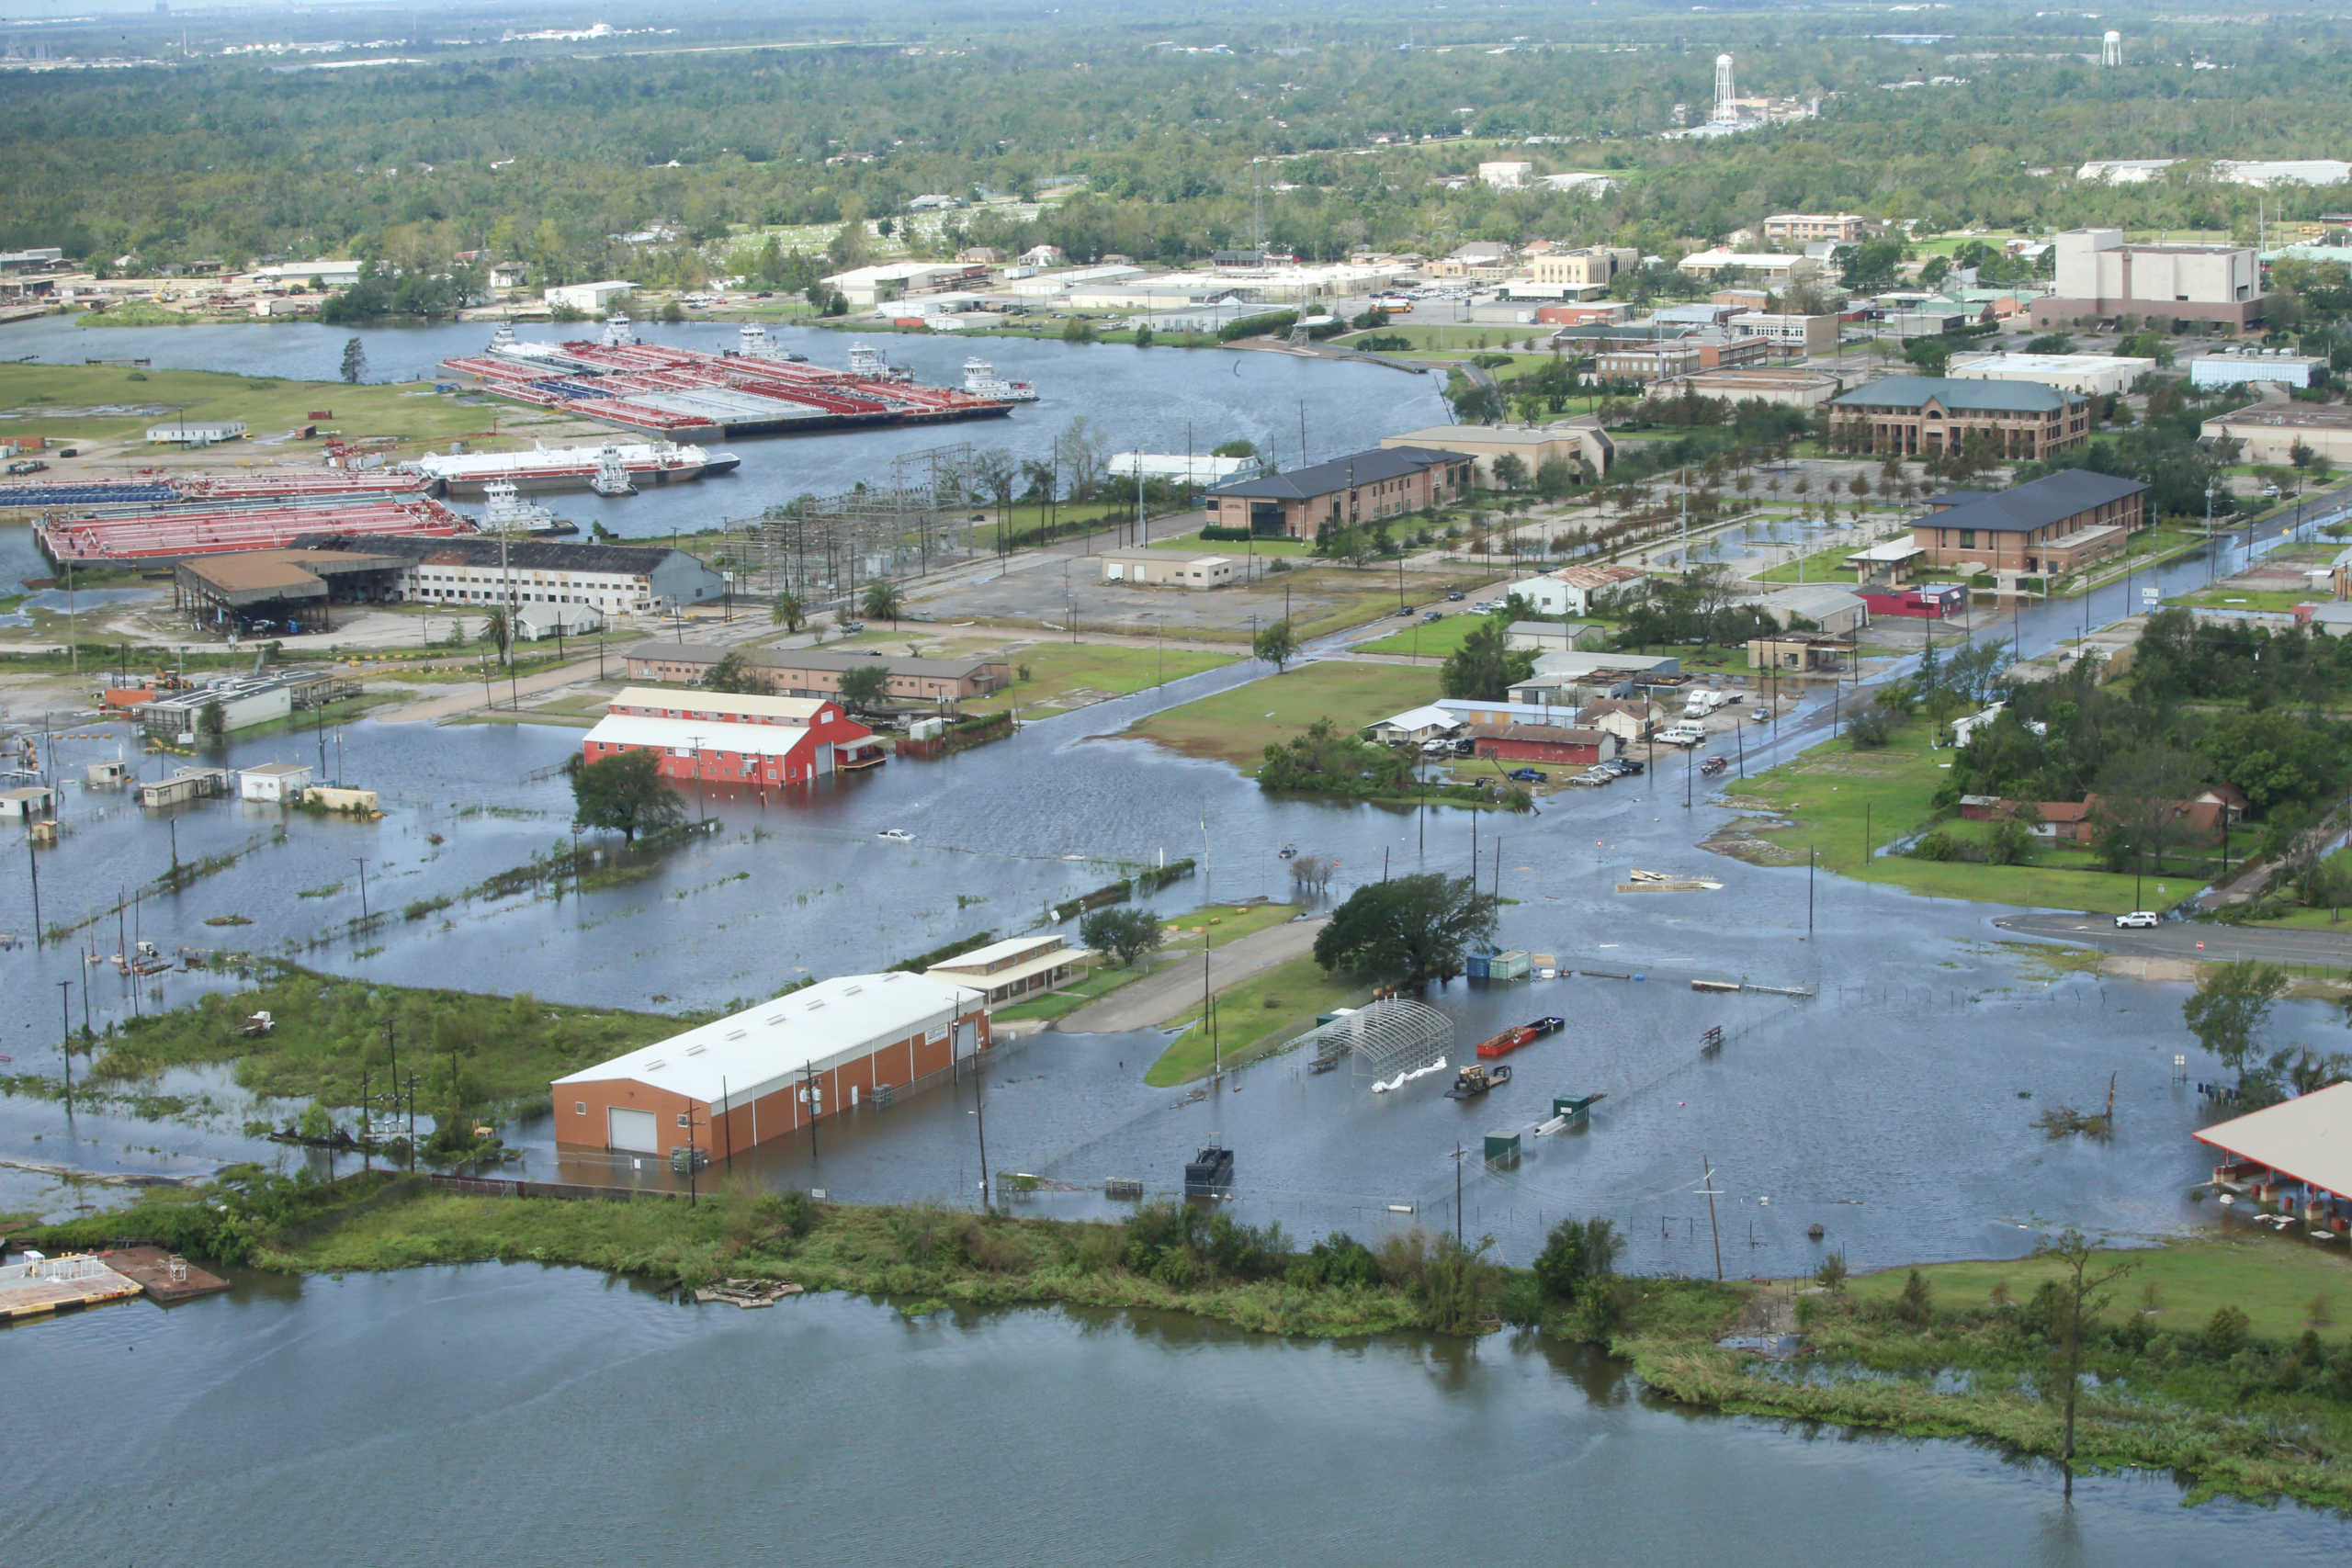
[1453,1142,1465,1250]
[803,1062,820,1159]
[58,980,74,1115]
[1702,1155,1724,1281]
[352,857,369,921]
[972,1031,991,1212]
[688,734,707,821]
[27,835,40,948]
[1807,846,1815,937]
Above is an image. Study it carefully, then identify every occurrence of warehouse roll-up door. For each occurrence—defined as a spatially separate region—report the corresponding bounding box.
[607,1107,659,1154]
[955,1019,978,1054]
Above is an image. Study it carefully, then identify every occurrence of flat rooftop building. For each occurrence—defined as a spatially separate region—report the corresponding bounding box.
[2200,401,2352,466]
[1946,352,2154,398]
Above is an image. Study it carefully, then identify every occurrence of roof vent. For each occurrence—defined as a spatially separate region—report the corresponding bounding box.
[804,999,825,1010]
[641,1058,666,1071]
[842,984,863,995]
[723,1030,747,1041]
[766,1014,787,1025]
[685,1044,709,1055]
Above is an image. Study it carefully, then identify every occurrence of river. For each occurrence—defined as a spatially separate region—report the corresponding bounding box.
[0,312,1452,543]
[8,1266,2345,1566]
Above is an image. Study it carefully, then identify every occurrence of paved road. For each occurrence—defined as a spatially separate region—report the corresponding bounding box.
[1996,911,2352,967]
[1057,915,1330,1034]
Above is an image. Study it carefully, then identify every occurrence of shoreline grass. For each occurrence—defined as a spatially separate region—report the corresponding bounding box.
[1146,951,1361,1085]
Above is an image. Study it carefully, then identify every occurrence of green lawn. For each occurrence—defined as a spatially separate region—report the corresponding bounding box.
[963,641,1236,716]
[1849,1235,2351,1344]
[0,364,515,454]
[2164,588,2315,613]
[992,902,1303,1026]
[1131,660,1441,770]
[1352,613,1498,659]
[1728,720,2152,910]
[1146,528,1317,558]
[1146,952,1363,1086]
[1755,543,1868,586]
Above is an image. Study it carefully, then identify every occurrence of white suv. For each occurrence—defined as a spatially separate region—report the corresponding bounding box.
[2114,910,2160,929]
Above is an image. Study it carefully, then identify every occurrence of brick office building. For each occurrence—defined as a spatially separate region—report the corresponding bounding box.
[1910,470,2150,574]
[1829,376,2090,460]
[1204,446,1474,539]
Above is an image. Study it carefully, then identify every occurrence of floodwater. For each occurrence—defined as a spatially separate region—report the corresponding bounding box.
[9,1267,2347,1566]
[0,313,1452,542]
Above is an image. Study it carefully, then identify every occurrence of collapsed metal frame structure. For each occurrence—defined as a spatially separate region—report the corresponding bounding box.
[1282,997,1453,1080]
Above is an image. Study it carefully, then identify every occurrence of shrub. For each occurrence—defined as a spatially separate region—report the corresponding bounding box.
[2205,1303,2252,1358]
[1815,1252,1849,1292]
[1290,1231,1380,1290]
[1910,830,1963,862]
[1897,1268,1933,1325]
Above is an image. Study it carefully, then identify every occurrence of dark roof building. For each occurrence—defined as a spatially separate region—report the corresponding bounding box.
[1204,446,1475,539]
[1829,375,2090,460]
[1912,469,2149,576]
[288,531,726,609]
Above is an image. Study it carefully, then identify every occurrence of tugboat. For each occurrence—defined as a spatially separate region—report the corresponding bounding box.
[1443,1063,1512,1100]
[960,355,1039,401]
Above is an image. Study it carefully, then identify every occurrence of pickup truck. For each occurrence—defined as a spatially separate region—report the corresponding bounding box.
[1657,722,1708,747]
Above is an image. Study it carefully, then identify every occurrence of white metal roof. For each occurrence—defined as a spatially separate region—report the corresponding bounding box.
[608,686,829,724]
[2193,1081,2352,1200]
[1374,704,1461,732]
[555,971,985,1109]
[1848,539,1925,561]
[928,934,1074,972]
[582,712,818,760]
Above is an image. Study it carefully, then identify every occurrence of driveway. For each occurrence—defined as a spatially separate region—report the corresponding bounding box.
[1058,915,1330,1033]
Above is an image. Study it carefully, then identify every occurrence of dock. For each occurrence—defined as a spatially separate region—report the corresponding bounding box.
[0,1246,228,1322]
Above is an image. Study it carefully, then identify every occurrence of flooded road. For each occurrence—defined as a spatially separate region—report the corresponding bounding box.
[0,313,1450,543]
[9,1266,2346,1567]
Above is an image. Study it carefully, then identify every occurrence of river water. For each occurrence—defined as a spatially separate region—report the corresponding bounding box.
[9,1266,2346,1565]
[0,313,1451,544]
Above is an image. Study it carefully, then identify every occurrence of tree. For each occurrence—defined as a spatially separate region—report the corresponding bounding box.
[2182,960,2290,1079]
[1441,615,1535,700]
[970,447,1018,538]
[703,649,769,694]
[1080,906,1164,967]
[861,578,904,626]
[1491,452,1529,492]
[1132,323,1155,349]
[338,336,367,385]
[770,591,804,632]
[2035,1228,2135,1500]
[567,749,684,843]
[1253,617,1299,672]
[1532,1215,1623,1301]
[836,663,892,709]
[481,604,509,661]
[197,698,225,743]
[1311,872,1498,992]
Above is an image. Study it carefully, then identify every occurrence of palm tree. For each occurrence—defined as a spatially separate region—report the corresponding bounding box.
[861,578,905,626]
[771,591,804,632]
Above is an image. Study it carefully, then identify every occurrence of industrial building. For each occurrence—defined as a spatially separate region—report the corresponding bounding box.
[925,934,1091,1005]
[1674,248,1819,284]
[1097,548,1235,588]
[552,971,990,1157]
[1644,366,1849,408]
[1470,724,1619,767]
[621,642,1012,703]
[144,421,248,447]
[173,547,413,636]
[131,672,349,738]
[1595,333,1772,384]
[2030,229,2263,329]
[2188,348,2327,391]
[2199,401,2352,466]
[1945,352,2155,398]
[1526,245,1639,294]
[238,761,314,803]
[1724,311,1844,355]
[1204,447,1476,540]
[581,687,883,787]
[1829,377,2090,460]
[542,280,634,313]
[288,533,726,614]
[1379,423,1612,486]
[1911,471,2150,574]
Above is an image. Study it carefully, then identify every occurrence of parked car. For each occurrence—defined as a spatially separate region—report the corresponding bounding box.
[1421,610,1444,623]
[1507,767,1548,783]
[1750,706,1771,723]
[1395,604,1417,617]
[1657,722,1708,747]
[2115,910,2160,929]
[1615,757,1645,776]
[1446,590,1465,601]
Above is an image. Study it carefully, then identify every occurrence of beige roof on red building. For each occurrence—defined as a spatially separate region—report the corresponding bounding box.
[2194,1081,2352,1201]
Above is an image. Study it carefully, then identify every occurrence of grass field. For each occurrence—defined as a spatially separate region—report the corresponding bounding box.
[1754,542,1871,585]
[961,641,1236,715]
[991,901,1304,1025]
[1849,1235,2349,1343]
[1145,527,1317,558]
[1147,951,1361,1085]
[1234,563,1492,643]
[1726,719,2151,910]
[2164,588,2313,613]
[0,364,516,453]
[1351,613,1498,660]
[1130,660,1441,769]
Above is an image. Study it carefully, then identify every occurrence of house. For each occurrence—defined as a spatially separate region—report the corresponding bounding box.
[1471,724,1619,766]
[1575,699,1657,744]
[1911,470,2149,575]
[924,934,1092,1005]
[1204,447,1476,540]
[2031,229,2263,329]
[238,761,312,804]
[582,688,883,787]
[0,784,57,820]
[1366,705,1464,747]
[1506,620,1600,653]
[1829,377,2090,461]
[1096,548,1234,588]
[1019,244,1065,268]
[553,971,990,1157]
[1508,565,1649,617]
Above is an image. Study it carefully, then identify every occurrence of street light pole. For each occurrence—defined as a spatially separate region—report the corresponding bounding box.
[352,857,368,921]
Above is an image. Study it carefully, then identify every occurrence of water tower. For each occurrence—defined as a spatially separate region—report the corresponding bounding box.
[1714,53,1736,121]
[2101,30,2123,67]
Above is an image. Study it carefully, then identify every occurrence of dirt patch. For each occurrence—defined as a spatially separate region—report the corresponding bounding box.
[1702,817,1805,867]
[2097,954,2201,984]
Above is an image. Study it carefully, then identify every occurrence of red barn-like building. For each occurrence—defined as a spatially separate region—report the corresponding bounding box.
[580,686,884,788]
